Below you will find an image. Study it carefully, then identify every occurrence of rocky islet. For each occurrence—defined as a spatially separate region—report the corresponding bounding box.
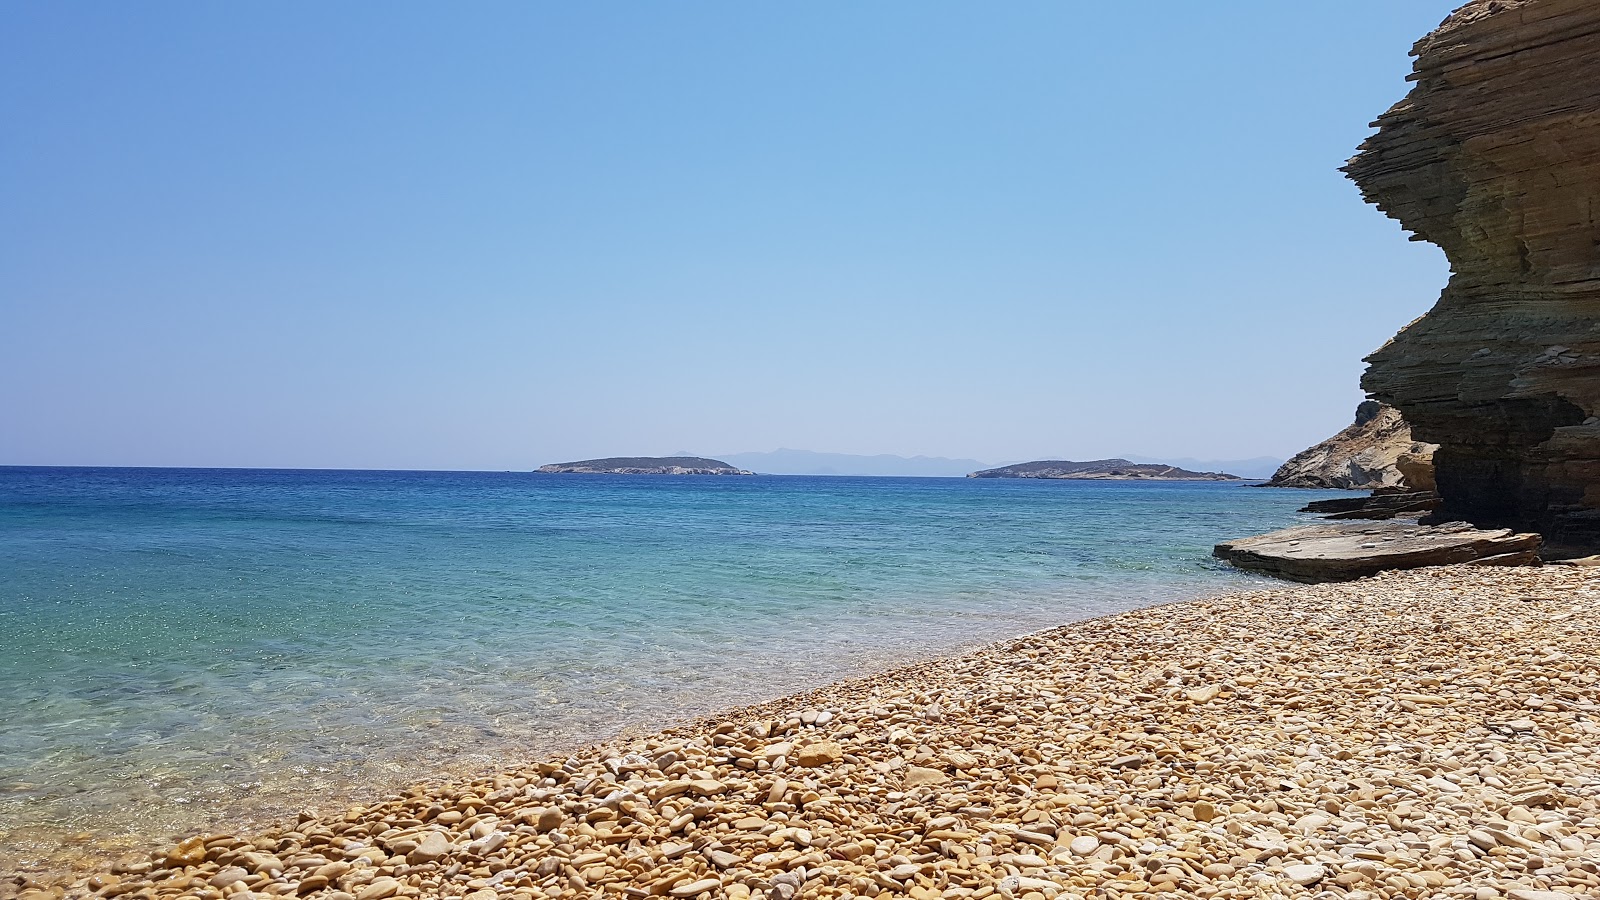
[535,459,755,476]
[967,462,1239,482]
[23,566,1600,900]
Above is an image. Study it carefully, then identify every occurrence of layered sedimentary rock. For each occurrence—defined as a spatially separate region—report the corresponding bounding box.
[1347,0,1600,555]
[1265,401,1436,490]
[1299,491,1442,521]
[1214,521,1541,583]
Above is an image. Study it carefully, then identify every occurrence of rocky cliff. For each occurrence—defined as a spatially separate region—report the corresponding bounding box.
[1346,0,1600,555]
[1266,401,1437,490]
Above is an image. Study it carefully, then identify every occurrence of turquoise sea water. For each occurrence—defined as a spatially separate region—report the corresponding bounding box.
[0,467,1342,875]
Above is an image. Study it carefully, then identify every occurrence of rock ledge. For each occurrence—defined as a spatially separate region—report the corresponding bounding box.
[1215,521,1541,583]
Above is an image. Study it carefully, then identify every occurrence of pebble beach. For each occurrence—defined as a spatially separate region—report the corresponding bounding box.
[15,565,1600,900]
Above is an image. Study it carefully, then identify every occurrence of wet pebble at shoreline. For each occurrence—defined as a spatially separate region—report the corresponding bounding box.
[11,565,1600,900]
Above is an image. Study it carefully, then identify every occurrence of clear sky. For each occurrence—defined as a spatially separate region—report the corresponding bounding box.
[2,2,1463,470]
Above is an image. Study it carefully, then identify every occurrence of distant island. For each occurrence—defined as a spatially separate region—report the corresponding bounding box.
[968,459,1242,481]
[536,456,755,475]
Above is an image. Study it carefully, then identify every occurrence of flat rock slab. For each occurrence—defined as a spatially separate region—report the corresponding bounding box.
[1214,521,1541,583]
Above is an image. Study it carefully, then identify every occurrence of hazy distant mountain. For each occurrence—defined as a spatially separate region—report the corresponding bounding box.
[716,449,989,477]
[1122,455,1285,480]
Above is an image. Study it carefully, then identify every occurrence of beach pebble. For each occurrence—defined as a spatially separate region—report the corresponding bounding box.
[355,878,400,900]
[795,742,842,767]
[1284,863,1325,886]
[407,832,451,864]
[902,766,948,787]
[208,867,250,889]
[165,836,207,868]
[669,878,723,897]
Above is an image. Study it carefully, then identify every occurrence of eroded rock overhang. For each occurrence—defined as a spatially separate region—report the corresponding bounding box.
[1346,0,1600,555]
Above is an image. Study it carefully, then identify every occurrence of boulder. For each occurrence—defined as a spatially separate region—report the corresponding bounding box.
[1214,521,1541,582]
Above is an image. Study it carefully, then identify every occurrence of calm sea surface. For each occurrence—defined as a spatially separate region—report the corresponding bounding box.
[0,467,1342,875]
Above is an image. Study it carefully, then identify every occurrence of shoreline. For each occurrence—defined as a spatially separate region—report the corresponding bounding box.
[13,565,1600,900]
[2,585,1239,889]
[0,465,1319,886]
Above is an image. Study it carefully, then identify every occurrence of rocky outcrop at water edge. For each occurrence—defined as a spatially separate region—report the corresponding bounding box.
[1347,0,1600,555]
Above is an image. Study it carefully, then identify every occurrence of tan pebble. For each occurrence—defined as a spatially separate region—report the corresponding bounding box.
[795,743,842,767]
[355,879,401,900]
[209,868,251,890]
[535,808,564,832]
[167,836,209,869]
[312,862,350,880]
[668,878,722,897]
[943,751,980,769]
[903,767,948,788]
[1192,801,1218,822]
[1283,864,1324,886]
[407,833,451,865]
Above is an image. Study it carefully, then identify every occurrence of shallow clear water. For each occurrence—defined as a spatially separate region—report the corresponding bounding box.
[0,467,1342,875]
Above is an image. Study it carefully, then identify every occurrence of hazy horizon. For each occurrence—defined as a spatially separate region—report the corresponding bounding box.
[0,447,1290,480]
[2,2,1460,469]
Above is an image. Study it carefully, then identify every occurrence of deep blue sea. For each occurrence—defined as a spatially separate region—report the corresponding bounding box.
[0,466,1341,874]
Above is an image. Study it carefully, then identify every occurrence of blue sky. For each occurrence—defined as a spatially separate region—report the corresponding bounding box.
[1,2,1461,470]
